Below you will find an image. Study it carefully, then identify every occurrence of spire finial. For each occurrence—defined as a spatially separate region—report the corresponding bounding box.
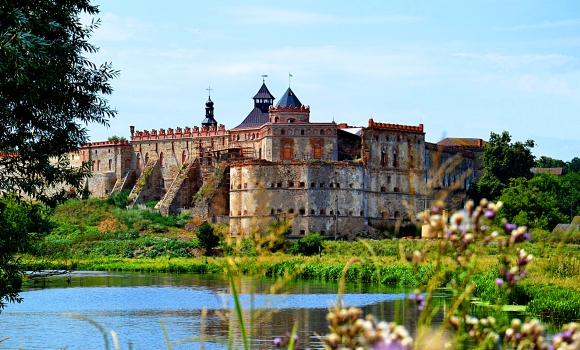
[262,74,268,83]
[206,86,212,98]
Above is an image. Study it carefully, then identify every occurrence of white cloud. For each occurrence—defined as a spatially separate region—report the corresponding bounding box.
[495,18,580,31]
[452,53,580,74]
[225,7,421,25]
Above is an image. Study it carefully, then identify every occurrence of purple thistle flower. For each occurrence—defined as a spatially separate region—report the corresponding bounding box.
[523,232,531,241]
[563,330,572,338]
[273,337,282,346]
[505,223,517,231]
[485,210,495,219]
[495,278,504,286]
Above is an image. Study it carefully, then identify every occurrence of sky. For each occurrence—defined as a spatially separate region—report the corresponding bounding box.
[82,0,580,161]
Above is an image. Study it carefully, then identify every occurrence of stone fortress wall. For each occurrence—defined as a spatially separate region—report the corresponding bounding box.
[75,82,484,238]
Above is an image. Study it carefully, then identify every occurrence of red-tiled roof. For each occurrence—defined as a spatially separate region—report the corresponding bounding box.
[437,138,486,147]
[530,167,563,175]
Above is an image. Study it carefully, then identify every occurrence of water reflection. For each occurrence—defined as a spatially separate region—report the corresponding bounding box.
[1,271,427,349]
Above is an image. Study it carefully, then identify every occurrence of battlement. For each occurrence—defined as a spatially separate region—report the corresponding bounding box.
[269,105,310,112]
[131,124,227,141]
[81,140,132,148]
[368,119,424,133]
[0,151,18,158]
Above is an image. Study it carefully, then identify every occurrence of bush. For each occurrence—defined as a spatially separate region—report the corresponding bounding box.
[107,189,131,209]
[197,222,219,255]
[144,201,158,208]
[287,233,324,256]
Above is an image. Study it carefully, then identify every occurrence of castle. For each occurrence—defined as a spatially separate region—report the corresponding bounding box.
[71,82,485,237]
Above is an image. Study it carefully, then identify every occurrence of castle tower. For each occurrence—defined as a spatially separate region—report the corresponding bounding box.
[269,87,309,123]
[253,83,275,113]
[201,95,218,127]
[233,82,275,129]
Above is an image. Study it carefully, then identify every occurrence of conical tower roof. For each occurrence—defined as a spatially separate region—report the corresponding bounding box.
[276,87,302,108]
[253,83,275,100]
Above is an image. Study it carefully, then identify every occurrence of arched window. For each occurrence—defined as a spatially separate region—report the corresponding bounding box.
[281,129,285,135]
[282,143,293,159]
[274,117,279,123]
[159,152,164,168]
[393,153,398,167]
[320,129,324,135]
[145,152,149,166]
[136,154,142,169]
[109,159,113,170]
[182,150,187,164]
[313,143,322,159]
[301,129,305,135]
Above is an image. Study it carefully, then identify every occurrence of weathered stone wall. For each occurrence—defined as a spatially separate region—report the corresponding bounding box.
[76,141,133,197]
[229,160,423,237]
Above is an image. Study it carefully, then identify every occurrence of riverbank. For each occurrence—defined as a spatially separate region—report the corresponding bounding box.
[21,240,580,323]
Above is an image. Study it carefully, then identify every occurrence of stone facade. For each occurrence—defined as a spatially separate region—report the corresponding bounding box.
[75,82,484,238]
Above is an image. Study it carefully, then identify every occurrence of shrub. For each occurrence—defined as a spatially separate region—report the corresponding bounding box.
[197,222,220,255]
[287,233,324,256]
[107,189,131,209]
[144,201,158,208]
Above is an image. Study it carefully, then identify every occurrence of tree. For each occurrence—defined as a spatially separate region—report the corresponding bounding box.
[0,0,118,205]
[560,172,580,220]
[108,135,127,142]
[0,1,117,309]
[0,195,51,309]
[568,157,580,174]
[498,176,567,231]
[197,222,220,255]
[470,131,535,201]
[535,156,568,174]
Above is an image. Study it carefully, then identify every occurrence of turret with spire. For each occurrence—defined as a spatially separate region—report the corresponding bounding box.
[201,87,218,127]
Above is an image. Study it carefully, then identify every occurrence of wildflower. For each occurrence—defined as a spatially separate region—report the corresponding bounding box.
[495,278,504,286]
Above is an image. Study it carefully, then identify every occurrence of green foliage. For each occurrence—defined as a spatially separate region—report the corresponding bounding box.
[144,201,158,208]
[470,131,535,201]
[498,176,568,230]
[535,156,568,173]
[107,135,127,142]
[287,233,324,256]
[222,239,257,257]
[322,240,400,257]
[0,1,118,205]
[0,195,51,308]
[139,210,191,228]
[197,222,220,255]
[52,198,112,227]
[568,157,580,173]
[510,285,580,321]
[107,189,131,209]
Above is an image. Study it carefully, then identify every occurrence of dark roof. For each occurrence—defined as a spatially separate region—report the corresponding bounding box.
[233,107,269,129]
[276,87,302,108]
[201,117,217,126]
[253,83,275,100]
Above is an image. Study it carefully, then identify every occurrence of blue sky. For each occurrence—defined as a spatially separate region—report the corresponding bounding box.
[83,0,580,161]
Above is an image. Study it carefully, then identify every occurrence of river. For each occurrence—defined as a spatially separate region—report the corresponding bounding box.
[1,271,421,349]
